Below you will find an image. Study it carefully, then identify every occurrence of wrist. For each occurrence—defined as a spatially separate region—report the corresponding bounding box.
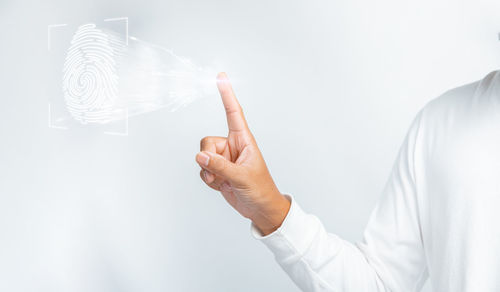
[251,191,291,236]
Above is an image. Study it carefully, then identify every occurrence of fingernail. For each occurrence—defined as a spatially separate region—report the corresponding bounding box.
[196,152,210,167]
[204,170,214,183]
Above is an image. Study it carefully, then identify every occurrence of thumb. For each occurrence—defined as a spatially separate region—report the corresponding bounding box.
[196,151,240,180]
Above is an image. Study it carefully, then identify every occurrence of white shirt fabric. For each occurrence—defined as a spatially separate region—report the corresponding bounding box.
[252,70,500,292]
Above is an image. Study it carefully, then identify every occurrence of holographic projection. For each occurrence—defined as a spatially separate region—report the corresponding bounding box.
[48,18,215,135]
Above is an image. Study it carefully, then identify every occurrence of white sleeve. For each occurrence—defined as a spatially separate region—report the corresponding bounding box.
[251,110,427,292]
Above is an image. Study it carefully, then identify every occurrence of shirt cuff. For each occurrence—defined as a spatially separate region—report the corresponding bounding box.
[250,194,322,260]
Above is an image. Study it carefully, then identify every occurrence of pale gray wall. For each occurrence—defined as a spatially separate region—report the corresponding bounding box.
[1,0,500,291]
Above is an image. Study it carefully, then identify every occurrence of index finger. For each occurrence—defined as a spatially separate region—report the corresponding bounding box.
[216,72,248,132]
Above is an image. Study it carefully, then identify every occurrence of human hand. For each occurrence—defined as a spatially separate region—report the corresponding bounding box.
[196,73,290,235]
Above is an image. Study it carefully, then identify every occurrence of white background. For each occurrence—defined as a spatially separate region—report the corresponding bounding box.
[1,0,500,291]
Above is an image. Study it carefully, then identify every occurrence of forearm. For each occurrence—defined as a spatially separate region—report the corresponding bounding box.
[252,196,392,292]
[250,190,291,236]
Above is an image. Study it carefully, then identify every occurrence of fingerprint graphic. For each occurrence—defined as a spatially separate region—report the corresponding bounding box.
[62,23,123,124]
[59,22,214,127]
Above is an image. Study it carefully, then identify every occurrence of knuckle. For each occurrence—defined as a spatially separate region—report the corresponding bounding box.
[213,156,228,173]
[221,159,228,172]
[200,136,212,150]
[213,156,224,170]
[225,105,241,115]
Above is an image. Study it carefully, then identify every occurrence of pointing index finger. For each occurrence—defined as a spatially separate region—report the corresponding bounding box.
[216,72,248,132]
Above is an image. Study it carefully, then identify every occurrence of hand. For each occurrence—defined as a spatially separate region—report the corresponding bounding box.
[195,72,291,235]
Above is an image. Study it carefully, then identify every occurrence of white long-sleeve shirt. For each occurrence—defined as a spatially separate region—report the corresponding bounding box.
[252,70,500,292]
